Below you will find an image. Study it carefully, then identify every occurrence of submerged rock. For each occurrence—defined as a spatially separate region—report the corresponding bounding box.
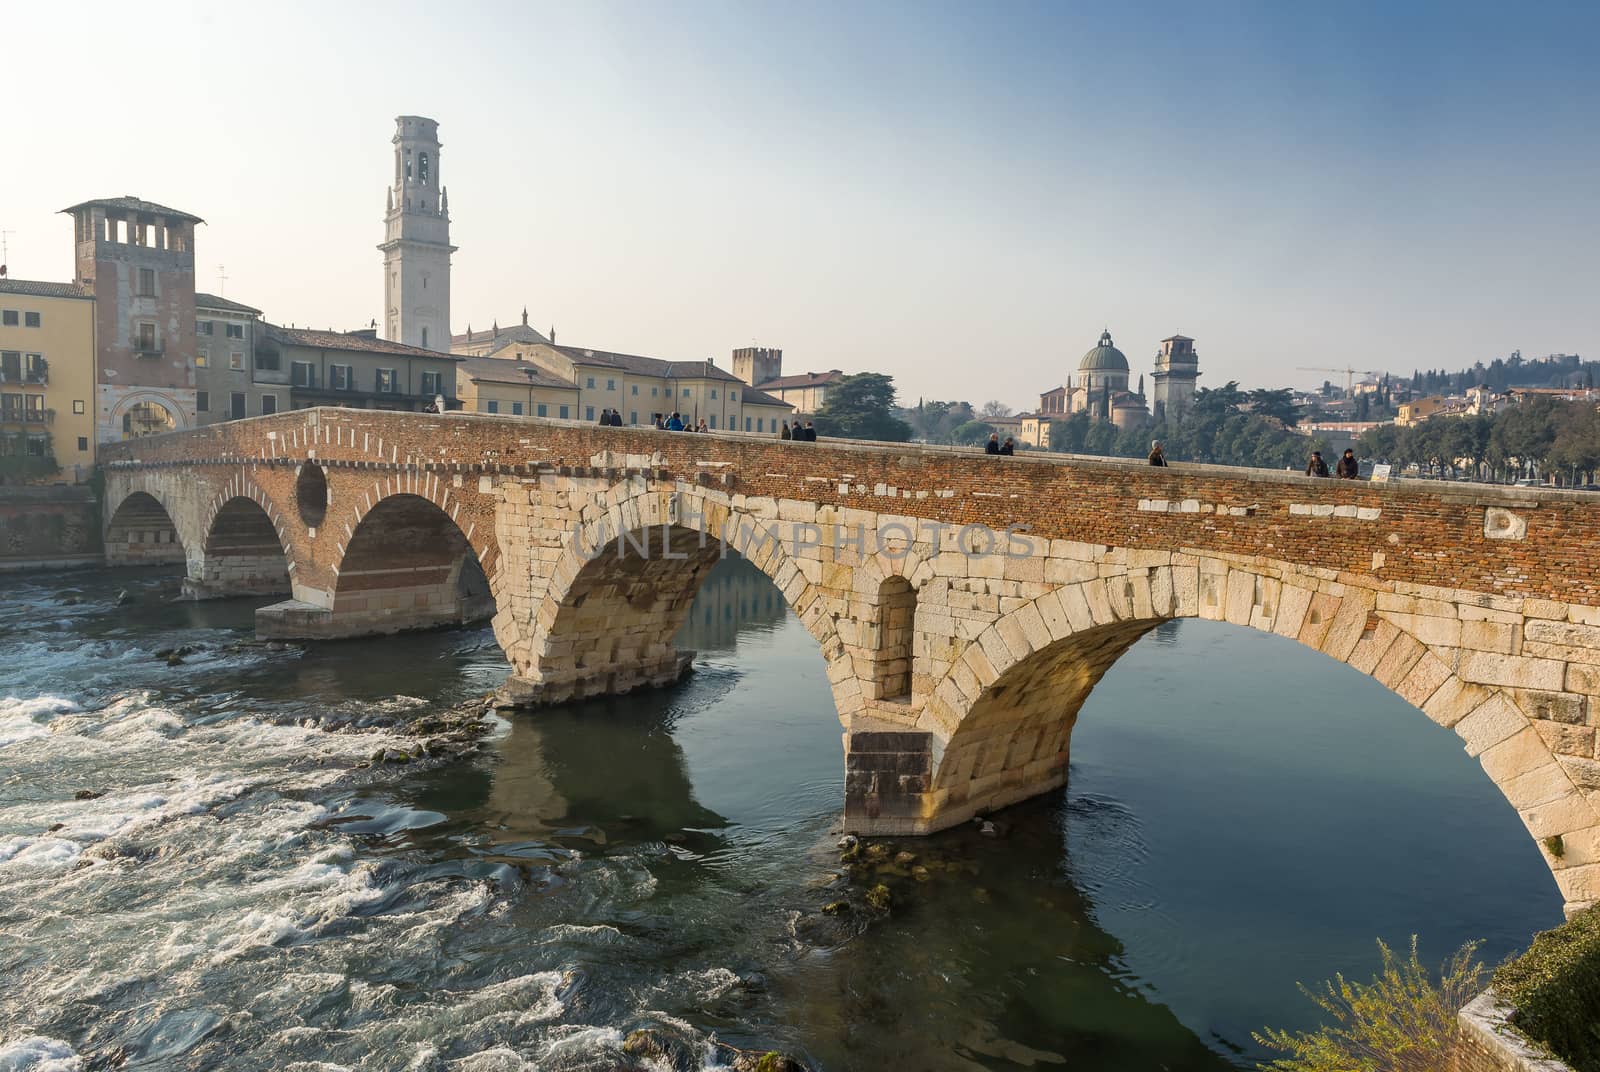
[74,789,104,800]
[821,900,850,916]
[893,850,917,866]
[865,884,892,912]
[115,590,135,606]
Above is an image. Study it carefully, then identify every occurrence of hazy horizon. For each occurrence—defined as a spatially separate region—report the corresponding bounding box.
[7,0,1596,409]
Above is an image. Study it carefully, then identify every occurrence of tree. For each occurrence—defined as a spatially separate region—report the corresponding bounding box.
[811,373,913,442]
[1247,388,1301,427]
[950,420,998,447]
[979,400,1013,420]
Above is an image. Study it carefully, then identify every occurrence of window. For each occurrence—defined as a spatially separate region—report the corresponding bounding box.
[0,393,19,421]
[536,403,548,417]
[137,268,156,297]
[709,414,717,429]
[329,365,351,390]
[291,361,316,388]
[607,378,616,391]
[711,389,718,400]
[585,406,594,421]
[230,393,246,420]
[229,352,244,371]
[511,402,523,415]
[419,370,442,396]
[559,405,570,419]
[585,377,595,389]
[631,384,639,395]
[136,322,157,351]
[25,435,46,457]
[652,386,658,396]
[731,390,738,401]
[226,323,244,340]
[255,350,281,371]
[419,151,430,185]
[197,391,209,412]
[0,351,18,382]
[77,437,89,452]
[745,417,752,431]
[197,320,214,336]
[485,400,499,414]
[681,387,690,397]
[630,411,637,424]
[0,311,15,327]
[196,352,209,368]
[261,394,278,415]
[72,400,85,415]
[376,368,397,393]
[421,327,428,349]
[24,394,44,418]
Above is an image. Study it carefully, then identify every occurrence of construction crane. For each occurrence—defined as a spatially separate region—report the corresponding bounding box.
[1297,366,1382,396]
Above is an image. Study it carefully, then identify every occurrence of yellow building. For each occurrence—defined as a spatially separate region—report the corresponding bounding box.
[458,356,580,418]
[0,280,98,480]
[1395,395,1455,427]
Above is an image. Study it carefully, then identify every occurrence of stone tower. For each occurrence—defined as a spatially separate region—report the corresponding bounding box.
[379,116,455,351]
[1152,335,1200,421]
[731,346,783,387]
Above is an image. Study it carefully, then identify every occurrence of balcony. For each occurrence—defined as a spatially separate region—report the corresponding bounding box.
[134,347,165,359]
[24,409,54,425]
[25,370,48,385]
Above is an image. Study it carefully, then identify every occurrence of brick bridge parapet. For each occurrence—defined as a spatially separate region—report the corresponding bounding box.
[100,409,1600,913]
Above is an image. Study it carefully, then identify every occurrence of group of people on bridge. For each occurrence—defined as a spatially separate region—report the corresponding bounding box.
[1148,441,1364,479]
[984,433,1016,456]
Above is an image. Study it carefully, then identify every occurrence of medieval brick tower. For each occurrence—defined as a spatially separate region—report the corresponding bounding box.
[1152,335,1200,421]
[379,116,455,351]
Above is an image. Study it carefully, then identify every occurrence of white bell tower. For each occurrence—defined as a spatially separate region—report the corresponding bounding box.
[378,115,455,351]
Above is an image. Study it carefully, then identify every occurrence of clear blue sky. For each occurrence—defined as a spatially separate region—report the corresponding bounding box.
[7,0,1596,407]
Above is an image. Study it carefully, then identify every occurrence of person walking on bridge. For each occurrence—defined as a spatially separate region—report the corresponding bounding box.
[666,412,685,431]
[986,433,1001,455]
[1336,448,1360,478]
[999,437,1015,456]
[780,420,792,440]
[1305,450,1330,477]
[1148,440,1168,466]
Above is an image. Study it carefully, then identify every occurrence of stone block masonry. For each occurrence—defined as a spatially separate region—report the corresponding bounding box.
[100,409,1600,914]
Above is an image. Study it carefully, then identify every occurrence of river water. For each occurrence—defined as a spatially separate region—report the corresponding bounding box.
[0,556,1563,1071]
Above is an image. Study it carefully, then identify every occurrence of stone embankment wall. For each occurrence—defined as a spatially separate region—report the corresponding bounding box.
[1455,991,1573,1072]
[0,485,102,571]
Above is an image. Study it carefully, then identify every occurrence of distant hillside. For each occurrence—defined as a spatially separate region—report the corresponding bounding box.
[1396,351,1594,396]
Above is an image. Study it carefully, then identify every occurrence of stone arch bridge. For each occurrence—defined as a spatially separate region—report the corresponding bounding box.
[100,409,1600,913]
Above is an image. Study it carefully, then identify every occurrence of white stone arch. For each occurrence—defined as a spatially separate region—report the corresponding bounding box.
[922,551,1600,914]
[522,481,859,718]
[110,389,190,439]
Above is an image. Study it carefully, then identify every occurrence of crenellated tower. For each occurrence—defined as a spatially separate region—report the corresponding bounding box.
[379,115,455,351]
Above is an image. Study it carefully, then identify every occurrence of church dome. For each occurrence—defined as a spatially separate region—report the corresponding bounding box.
[1079,330,1129,373]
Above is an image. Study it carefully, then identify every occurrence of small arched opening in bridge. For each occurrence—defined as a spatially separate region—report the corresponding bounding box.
[329,493,496,637]
[105,491,186,568]
[871,575,917,702]
[191,496,291,599]
[296,462,328,529]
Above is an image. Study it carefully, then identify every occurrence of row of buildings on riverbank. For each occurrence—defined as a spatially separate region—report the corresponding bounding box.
[1,116,838,482]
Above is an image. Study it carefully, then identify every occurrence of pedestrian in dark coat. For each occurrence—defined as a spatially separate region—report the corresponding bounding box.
[985,433,1001,455]
[610,410,623,427]
[1148,441,1168,466]
[780,421,792,440]
[1336,449,1360,478]
[803,421,818,442]
[1306,451,1331,477]
[999,438,1015,456]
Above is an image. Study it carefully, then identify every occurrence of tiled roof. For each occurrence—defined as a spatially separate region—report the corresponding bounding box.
[460,356,576,390]
[738,386,794,409]
[0,278,92,300]
[60,196,204,224]
[452,322,551,350]
[548,344,744,383]
[263,324,463,360]
[758,369,846,390]
[195,292,262,315]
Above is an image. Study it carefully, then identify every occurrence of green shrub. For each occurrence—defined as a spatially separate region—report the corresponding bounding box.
[1493,906,1600,1071]
[1254,937,1484,1072]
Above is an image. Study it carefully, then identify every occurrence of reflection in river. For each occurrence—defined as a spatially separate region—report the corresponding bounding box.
[0,554,1563,1070]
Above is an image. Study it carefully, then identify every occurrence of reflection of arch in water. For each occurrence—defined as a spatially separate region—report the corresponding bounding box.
[104,489,186,567]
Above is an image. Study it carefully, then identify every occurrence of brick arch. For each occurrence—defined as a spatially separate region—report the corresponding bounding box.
[922,556,1600,913]
[198,473,296,564]
[512,483,854,713]
[322,487,499,641]
[326,473,501,587]
[104,476,201,569]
